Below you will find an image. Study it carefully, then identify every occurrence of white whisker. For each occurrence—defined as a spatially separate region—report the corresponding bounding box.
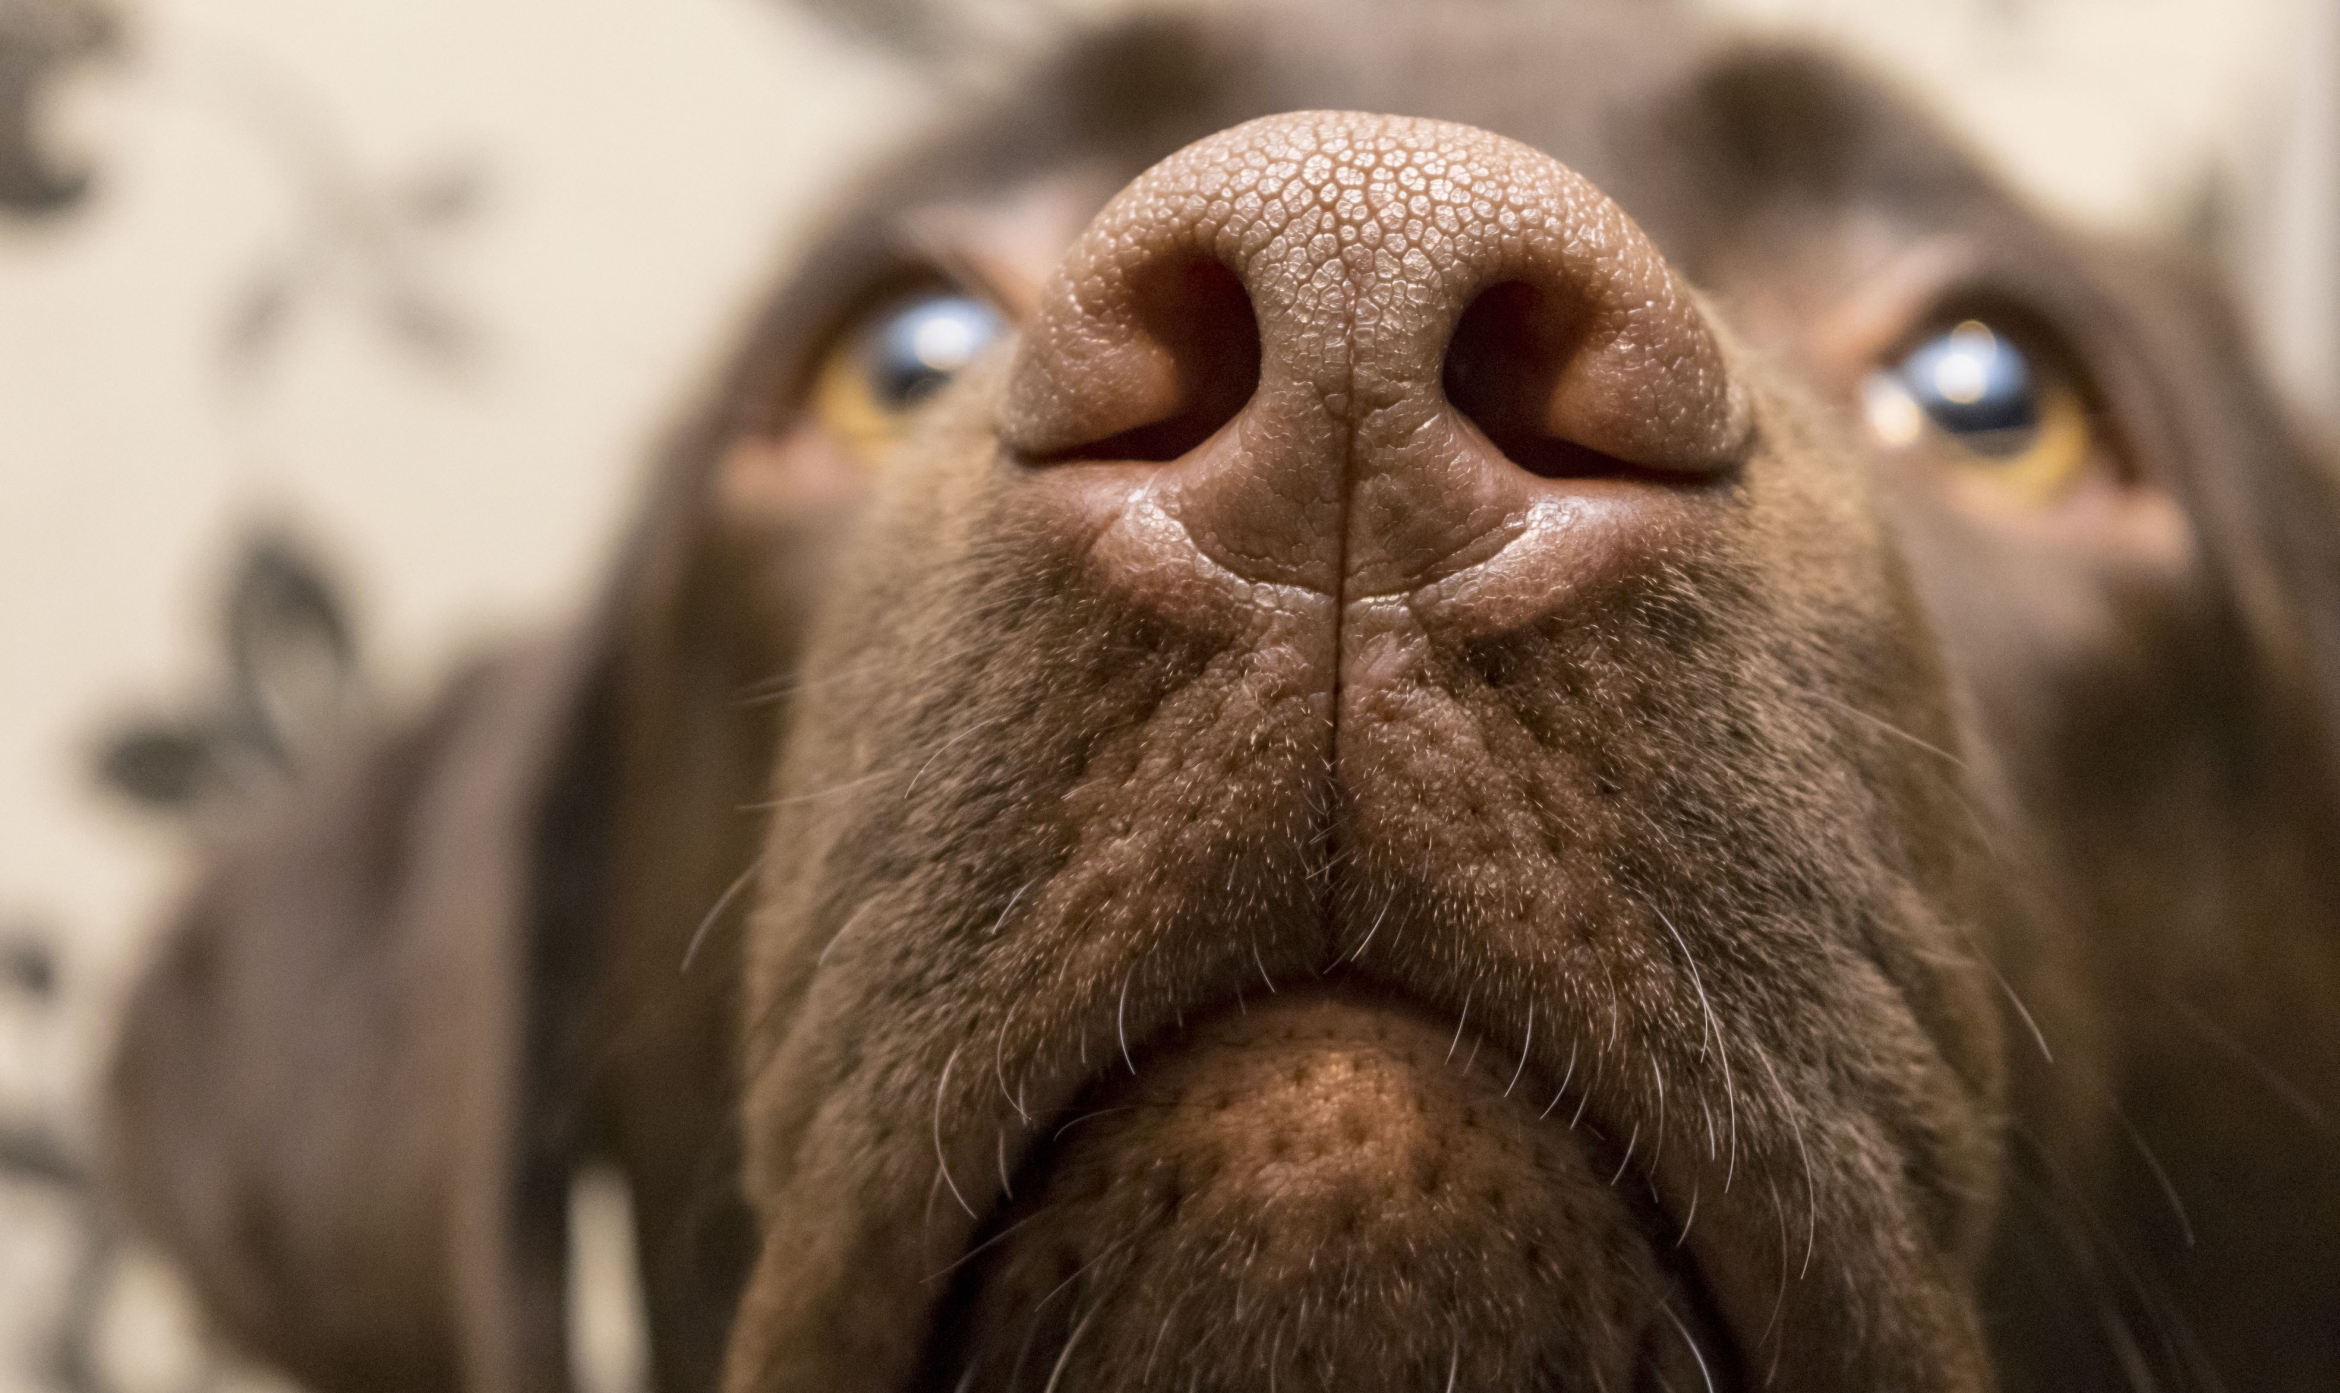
[1753,1041,1818,1278]
[1761,1176,1790,1348]
[986,878,1036,938]
[1646,894,1738,1187]
[1505,1005,1534,1097]
[1658,1301,1719,1393]
[1117,974,1137,1074]
[934,1043,977,1221]
[995,1000,1029,1122]
[738,768,899,811]
[907,715,1005,798]
[1809,690,1965,772]
[1346,901,1391,965]
[1040,1304,1099,1393]
[680,852,765,973]
[1541,1039,1579,1119]
[1609,1124,1639,1186]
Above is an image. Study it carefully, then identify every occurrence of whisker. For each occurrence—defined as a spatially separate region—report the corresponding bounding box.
[737,767,900,811]
[995,999,1029,1122]
[1808,690,1966,772]
[1609,1123,1639,1186]
[986,878,1036,938]
[1634,873,1739,1186]
[2156,988,2336,1135]
[1335,900,1390,969]
[907,715,1005,798]
[814,898,880,968]
[1117,974,1138,1075]
[680,852,765,974]
[1040,1303,1100,1393]
[1659,1300,1719,1393]
[2110,1104,2195,1249]
[1752,1041,1819,1278]
[1971,929,2054,1066]
[1053,1107,1132,1141]
[1504,1005,1534,1097]
[934,1044,977,1220]
[1540,1039,1579,1119]
[923,1208,1044,1285]
[1139,1284,1194,1385]
[1760,1176,1790,1351]
[1649,1052,1667,1170]
[731,657,884,707]
[1446,988,1472,1065]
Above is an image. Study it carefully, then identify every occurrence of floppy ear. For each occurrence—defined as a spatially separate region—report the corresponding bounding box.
[102,616,624,1393]
[2108,246,2340,776]
[103,228,889,1393]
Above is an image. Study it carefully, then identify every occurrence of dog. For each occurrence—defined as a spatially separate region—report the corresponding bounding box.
[101,3,2340,1391]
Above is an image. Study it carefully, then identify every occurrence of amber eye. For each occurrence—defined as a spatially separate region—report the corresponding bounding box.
[1863,319,2096,505]
[810,289,1007,457]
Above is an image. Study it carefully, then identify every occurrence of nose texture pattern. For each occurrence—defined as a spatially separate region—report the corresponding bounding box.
[998,110,1750,598]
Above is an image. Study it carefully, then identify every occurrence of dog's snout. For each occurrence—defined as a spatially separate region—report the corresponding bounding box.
[999,110,1750,597]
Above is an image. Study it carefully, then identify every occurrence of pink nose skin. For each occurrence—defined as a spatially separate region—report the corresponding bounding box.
[996,109,1751,610]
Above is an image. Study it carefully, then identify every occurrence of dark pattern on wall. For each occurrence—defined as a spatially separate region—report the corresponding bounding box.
[0,924,118,1393]
[0,0,113,214]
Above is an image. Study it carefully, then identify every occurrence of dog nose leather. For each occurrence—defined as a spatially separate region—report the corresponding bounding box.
[997,110,1750,599]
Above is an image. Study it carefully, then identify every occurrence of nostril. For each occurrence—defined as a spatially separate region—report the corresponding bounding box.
[1033,258,1260,465]
[1443,281,1637,481]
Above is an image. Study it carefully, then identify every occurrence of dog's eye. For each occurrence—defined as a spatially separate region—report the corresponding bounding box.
[811,290,1006,455]
[1863,319,2095,505]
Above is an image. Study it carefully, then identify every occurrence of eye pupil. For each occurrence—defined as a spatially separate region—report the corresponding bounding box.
[1890,319,2041,459]
[866,293,1005,409]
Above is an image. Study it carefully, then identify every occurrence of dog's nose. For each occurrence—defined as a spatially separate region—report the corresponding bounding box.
[998,110,1749,599]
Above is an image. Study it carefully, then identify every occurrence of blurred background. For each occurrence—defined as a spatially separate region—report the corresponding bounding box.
[1,0,2333,1389]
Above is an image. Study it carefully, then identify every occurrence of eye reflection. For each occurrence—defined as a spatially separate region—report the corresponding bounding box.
[1862,317,2100,506]
[1872,320,2040,456]
[811,288,1008,459]
[866,293,1007,409]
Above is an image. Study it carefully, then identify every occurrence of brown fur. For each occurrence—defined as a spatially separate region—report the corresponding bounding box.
[106,5,2340,1392]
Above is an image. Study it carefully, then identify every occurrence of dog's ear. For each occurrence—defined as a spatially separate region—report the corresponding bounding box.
[2105,244,2340,771]
[100,399,816,1391]
[103,616,623,1393]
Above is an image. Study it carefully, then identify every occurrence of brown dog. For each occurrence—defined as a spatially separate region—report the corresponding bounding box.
[104,5,2340,1392]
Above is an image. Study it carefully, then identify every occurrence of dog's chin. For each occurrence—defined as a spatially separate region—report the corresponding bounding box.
[926,994,1734,1393]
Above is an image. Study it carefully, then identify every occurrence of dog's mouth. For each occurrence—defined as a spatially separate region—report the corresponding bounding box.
[918,988,1739,1393]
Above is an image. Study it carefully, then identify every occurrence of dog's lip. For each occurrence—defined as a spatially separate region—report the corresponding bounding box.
[927,976,1748,1391]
